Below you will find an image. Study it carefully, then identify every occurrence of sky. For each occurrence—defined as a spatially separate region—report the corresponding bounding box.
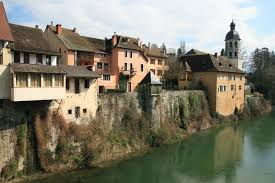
[3,0,275,55]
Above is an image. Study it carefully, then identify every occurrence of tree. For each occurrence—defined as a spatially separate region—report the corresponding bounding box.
[180,41,186,55]
[161,43,167,53]
[177,48,182,58]
[220,49,225,56]
[151,43,158,49]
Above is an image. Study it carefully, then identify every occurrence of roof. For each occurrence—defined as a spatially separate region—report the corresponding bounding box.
[163,61,191,80]
[60,65,100,78]
[82,36,108,53]
[10,63,66,74]
[9,24,59,55]
[0,2,14,41]
[143,47,168,59]
[114,36,141,51]
[185,49,207,55]
[180,54,245,74]
[139,71,162,85]
[225,21,241,40]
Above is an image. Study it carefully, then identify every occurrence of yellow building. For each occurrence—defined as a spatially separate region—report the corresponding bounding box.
[180,50,245,116]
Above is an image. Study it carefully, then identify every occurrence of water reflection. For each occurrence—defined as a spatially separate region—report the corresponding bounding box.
[25,125,246,183]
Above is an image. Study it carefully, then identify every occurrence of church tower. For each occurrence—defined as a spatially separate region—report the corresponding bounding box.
[225,20,243,70]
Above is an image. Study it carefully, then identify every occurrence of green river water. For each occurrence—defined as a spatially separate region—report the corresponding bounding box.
[23,111,275,183]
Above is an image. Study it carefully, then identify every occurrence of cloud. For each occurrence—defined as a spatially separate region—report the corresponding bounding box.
[3,0,272,54]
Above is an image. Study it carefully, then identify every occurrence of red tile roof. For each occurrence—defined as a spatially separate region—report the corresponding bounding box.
[0,2,14,41]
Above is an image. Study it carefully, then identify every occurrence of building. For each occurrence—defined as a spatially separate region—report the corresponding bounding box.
[45,24,169,92]
[224,20,243,70]
[180,50,245,116]
[44,24,115,93]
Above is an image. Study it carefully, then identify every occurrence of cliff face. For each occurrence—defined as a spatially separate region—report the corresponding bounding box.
[0,91,272,178]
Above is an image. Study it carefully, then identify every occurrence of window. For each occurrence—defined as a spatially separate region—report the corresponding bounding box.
[84,79,90,88]
[75,79,80,94]
[125,51,128,58]
[130,51,133,58]
[30,74,41,87]
[44,74,52,87]
[240,76,243,81]
[68,109,72,115]
[219,86,223,92]
[228,75,232,80]
[231,85,234,91]
[233,75,236,80]
[230,42,233,48]
[235,52,238,57]
[141,64,144,72]
[0,100,3,108]
[55,75,64,87]
[229,52,232,57]
[219,85,227,92]
[239,85,242,90]
[14,51,20,63]
[37,54,42,64]
[157,70,163,76]
[235,42,238,48]
[75,107,80,118]
[97,62,103,69]
[103,74,111,81]
[46,56,51,65]
[164,60,168,65]
[24,53,29,64]
[150,59,155,64]
[66,78,70,90]
[124,63,127,70]
[16,73,28,87]
[150,69,155,75]
[224,86,227,92]
[130,63,133,70]
[104,63,109,69]
[83,108,87,114]
[158,59,162,65]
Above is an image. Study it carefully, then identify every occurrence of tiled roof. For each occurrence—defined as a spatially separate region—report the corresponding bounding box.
[185,49,207,55]
[0,2,14,41]
[50,26,93,52]
[139,71,162,85]
[82,36,108,53]
[60,65,100,78]
[180,54,245,74]
[9,24,59,55]
[115,36,141,51]
[143,47,168,59]
[10,63,66,74]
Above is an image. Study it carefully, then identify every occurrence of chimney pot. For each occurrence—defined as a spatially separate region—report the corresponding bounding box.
[73,27,77,33]
[214,52,218,58]
[35,25,39,29]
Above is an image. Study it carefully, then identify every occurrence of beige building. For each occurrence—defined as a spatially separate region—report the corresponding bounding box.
[179,50,245,116]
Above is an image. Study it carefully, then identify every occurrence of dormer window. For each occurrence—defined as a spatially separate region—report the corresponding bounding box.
[229,64,232,67]
[122,38,128,43]
[219,62,222,67]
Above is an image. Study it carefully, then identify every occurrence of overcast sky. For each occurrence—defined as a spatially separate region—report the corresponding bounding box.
[3,0,275,55]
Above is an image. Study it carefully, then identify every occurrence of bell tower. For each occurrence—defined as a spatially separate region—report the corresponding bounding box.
[225,20,243,70]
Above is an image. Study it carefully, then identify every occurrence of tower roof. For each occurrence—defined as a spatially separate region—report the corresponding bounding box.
[0,2,14,42]
[225,20,241,41]
[139,71,162,85]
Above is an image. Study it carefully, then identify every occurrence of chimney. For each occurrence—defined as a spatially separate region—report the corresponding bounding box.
[56,24,62,35]
[112,32,117,46]
[50,21,53,27]
[214,52,218,58]
[148,42,151,50]
[73,27,77,33]
[35,25,39,29]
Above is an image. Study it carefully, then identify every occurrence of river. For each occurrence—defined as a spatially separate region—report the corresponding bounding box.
[22,111,275,183]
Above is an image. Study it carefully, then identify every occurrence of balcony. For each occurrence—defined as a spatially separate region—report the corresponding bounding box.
[121,67,136,76]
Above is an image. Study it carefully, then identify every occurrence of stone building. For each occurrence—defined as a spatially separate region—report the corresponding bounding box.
[180,50,245,116]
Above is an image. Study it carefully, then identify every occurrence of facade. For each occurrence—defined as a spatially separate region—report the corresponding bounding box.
[224,20,243,70]
[45,25,170,92]
[180,51,245,116]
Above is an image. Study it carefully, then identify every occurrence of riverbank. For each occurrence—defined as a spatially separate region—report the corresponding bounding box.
[16,108,275,183]
[1,91,272,182]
